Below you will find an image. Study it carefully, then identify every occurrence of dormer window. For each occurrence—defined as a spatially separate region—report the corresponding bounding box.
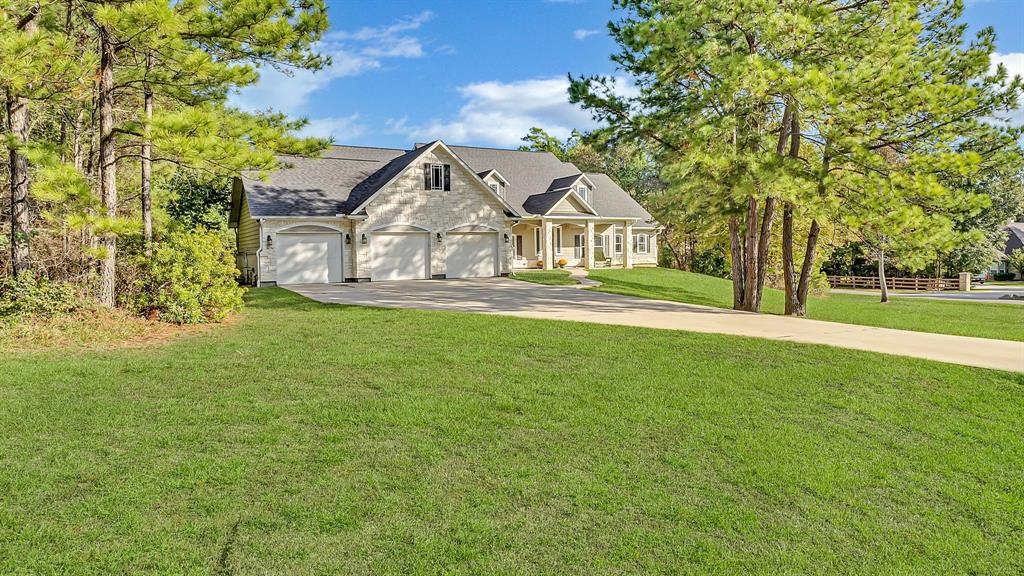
[489,182,504,198]
[577,185,590,203]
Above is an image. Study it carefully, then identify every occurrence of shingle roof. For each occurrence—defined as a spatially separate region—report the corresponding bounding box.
[1005,222,1024,256]
[547,174,582,192]
[241,147,404,217]
[522,190,573,215]
[238,142,658,225]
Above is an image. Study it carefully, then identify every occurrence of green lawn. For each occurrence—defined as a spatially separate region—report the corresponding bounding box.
[588,267,1024,341]
[509,269,577,285]
[1,288,1022,574]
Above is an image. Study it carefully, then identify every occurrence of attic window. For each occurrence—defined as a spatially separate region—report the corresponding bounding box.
[489,182,504,198]
[577,185,589,203]
[425,163,451,191]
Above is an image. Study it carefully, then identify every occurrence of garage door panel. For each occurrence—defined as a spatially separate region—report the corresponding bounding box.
[277,233,342,284]
[447,233,498,278]
[372,233,429,280]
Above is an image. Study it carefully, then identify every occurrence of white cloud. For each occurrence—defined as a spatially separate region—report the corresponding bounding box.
[991,52,1024,125]
[992,52,1024,79]
[297,114,366,142]
[397,76,636,148]
[329,11,433,58]
[573,29,599,40]
[232,11,434,117]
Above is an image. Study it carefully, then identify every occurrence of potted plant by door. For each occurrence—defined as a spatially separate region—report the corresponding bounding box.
[557,259,568,269]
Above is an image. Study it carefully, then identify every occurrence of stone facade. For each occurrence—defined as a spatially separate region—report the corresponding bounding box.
[352,146,513,279]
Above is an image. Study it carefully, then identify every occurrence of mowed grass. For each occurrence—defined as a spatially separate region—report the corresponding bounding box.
[1,288,1023,574]
[589,267,1024,341]
[509,269,577,286]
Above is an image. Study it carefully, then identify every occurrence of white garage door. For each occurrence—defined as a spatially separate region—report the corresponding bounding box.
[277,232,343,284]
[371,232,430,280]
[447,232,498,278]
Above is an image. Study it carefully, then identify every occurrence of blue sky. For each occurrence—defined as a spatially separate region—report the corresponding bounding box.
[232,0,1024,149]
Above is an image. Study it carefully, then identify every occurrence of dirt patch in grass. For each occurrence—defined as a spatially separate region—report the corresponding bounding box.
[1,308,232,352]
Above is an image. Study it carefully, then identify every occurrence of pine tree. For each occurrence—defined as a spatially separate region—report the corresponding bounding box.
[570,0,1023,314]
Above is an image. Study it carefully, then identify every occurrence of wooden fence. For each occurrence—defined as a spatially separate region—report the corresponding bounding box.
[826,275,960,291]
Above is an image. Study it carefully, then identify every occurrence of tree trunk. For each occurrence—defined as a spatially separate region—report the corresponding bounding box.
[742,197,759,311]
[794,219,820,316]
[7,91,32,276]
[878,250,889,303]
[6,7,39,276]
[782,203,798,315]
[72,109,84,171]
[728,215,745,310]
[98,28,117,307]
[780,104,805,316]
[141,54,154,255]
[754,196,775,311]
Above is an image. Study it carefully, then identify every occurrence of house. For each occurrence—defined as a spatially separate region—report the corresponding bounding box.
[988,221,1024,278]
[229,140,660,286]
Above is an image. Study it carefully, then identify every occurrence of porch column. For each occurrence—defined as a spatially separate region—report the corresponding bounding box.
[585,220,595,269]
[542,219,553,270]
[623,221,634,269]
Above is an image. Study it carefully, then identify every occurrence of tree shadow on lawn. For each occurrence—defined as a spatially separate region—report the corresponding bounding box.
[590,277,731,309]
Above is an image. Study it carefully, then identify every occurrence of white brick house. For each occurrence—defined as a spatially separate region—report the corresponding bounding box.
[229,140,661,286]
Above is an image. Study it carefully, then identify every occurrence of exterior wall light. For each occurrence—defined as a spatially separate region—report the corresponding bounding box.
[436,232,443,243]
[345,233,351,245]
[503,233,510,244]
[360,233,368,245]
[265,234,273,248]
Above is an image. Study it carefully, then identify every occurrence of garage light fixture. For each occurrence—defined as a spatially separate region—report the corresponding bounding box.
[503,233,510,244]
[360,233,368,245]
[265,235,273,248]
[345,233,351,245]
[436,232,442,243]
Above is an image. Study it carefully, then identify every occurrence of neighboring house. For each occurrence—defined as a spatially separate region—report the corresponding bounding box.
[229,140,660,285]
[989,221,1024,278]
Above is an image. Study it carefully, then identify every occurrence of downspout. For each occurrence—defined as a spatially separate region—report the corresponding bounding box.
[255,218,264,287]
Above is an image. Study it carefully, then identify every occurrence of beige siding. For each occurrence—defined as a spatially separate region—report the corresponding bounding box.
[633,229,659,265]
[236,194,261,276]
[550,195,590,215]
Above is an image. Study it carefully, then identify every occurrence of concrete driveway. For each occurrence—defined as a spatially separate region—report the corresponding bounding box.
[831,287,1024,304]
[286,278,1024,373]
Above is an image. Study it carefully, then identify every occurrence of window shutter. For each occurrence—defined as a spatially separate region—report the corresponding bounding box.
[443,164,451,191]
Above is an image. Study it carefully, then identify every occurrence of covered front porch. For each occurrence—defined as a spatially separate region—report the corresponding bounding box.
[510,217,655,270]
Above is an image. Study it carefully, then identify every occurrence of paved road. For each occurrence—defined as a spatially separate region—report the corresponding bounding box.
[286,278,1024,373]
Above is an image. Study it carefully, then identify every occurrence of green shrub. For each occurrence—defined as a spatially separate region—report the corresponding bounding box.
[136,229,245,324]
[993,271,1017,281]
[0,273,80,319]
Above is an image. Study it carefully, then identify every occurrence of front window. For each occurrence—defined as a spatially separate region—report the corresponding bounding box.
[554,227,563,255]
[614,232,623,254]
[515,234,524,258]
[593,234,604,249]
[634,234,649,254]
[534,228,542,257]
